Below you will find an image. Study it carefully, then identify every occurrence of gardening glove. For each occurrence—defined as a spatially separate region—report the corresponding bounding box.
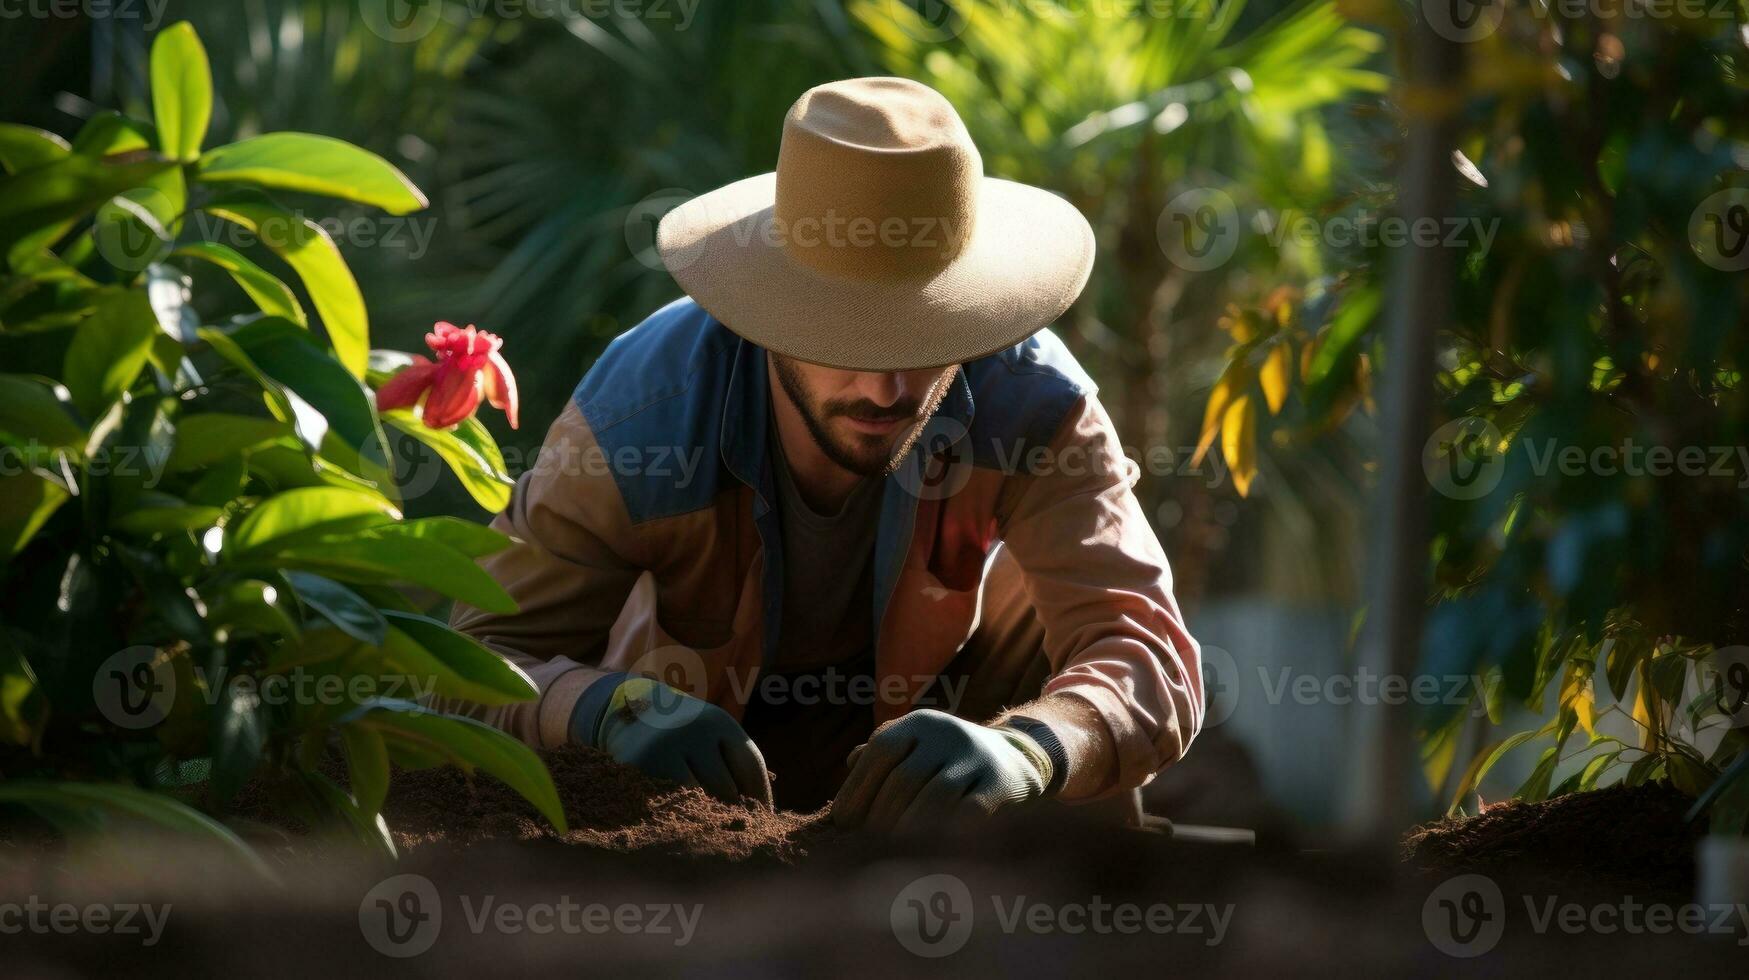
[570,674,774,807]
[831,709,1060,834]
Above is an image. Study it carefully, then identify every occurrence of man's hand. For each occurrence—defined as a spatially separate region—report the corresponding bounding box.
[831,709,1054,833]
[577,677,774,807]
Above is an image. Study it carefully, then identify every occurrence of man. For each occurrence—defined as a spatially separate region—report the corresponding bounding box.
[450,77,1202,832]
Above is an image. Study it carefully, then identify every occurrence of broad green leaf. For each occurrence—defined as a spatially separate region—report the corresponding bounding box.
[0,374,85,449]
[384,410,515,512]
[164,413,290,472]
[1447,722,1550,813]
[283,570,387,645]
[0,154,174,258]
[62,290,157,416]
[340,723,391,819]
[0,474,70,558]
[174,242,306,324]
[227,317,380,455]
[272,532,517,614]
[348,700,566,832]
[0,124,70,174]
[112,503,223,535]
[230,486,400,554]
[201,197,368,377]
[0,781,274,880]
[69,111,152,156]
[149,22,212,162]
[303,770,398,859]
[382,611,538,705]
[206,578,301,639]
[198,134,427,215]
[373,516,514,558]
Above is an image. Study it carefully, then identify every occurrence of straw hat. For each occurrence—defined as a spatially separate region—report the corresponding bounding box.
[656,76,1095,371]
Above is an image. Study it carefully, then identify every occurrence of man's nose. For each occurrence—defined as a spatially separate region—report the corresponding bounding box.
[852,371,906,407]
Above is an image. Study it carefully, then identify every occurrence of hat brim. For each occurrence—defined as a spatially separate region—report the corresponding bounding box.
[656,172,1094,371]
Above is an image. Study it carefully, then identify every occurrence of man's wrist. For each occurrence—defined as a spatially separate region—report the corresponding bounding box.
[997,715,1071,798]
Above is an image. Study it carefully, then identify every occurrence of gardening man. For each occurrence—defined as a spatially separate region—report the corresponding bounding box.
[449,77,1202,831]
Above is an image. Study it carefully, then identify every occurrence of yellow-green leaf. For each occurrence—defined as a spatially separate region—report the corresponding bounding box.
[198,134,427,216]
[1222,393,1257,497]
[1260,339,1291,415]
[202,197,368,378]
[1194,358,1251,466]
[149,22,212,162]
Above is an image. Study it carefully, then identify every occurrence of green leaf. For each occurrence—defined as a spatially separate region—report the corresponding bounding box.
[1447,723,1549,813]
[283,570,387,645]
[382,611,538,705]
[210,682,266,806]
[201,196,368,378]
[206,578,301,640]
[69,111,152,157]
[173,242,306,324]
[0,643,47,747]
[164,413,291,472]
[112,502,223,535]
[348,700,566,832]
[0,374,85,449]
[273,531,518,614]
[226,316,381,456]
[0,124,71,174]
[0,153,174,258]
[372,516,515,558]
[229,486,400,554]
[62,290,157,416]
[198,134,427,216]
[384,410,515,512]
[340,723,391,819]
[0,474,70,558]
[0,781,274,880]
[149,22,212,162]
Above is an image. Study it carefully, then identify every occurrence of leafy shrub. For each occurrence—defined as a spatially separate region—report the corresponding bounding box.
[0,22,561,862]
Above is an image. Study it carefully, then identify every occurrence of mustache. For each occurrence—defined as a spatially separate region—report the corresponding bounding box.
[824,398,921,422]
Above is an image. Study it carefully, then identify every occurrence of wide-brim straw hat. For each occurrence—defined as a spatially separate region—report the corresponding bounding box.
[656,76,1095,372]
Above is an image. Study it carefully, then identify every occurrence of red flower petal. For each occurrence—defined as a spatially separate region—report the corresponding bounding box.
[421,361,484,429]
[484,350,520,430]
[375,357,437,413]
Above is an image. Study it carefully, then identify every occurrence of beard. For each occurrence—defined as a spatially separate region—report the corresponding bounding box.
[771,356,957,478]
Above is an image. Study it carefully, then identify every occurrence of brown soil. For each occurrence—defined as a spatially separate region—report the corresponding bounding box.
[1401,781,1702,896]
[235,744,837,865]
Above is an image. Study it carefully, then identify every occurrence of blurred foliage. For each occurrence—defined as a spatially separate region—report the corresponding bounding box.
[1192,1,1749,822]
[0,22,564,857]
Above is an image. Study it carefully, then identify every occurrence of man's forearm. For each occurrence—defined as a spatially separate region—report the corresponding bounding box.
[997,693,1119,800]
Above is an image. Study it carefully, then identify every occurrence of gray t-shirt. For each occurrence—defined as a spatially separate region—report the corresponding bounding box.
[768,424,883,669]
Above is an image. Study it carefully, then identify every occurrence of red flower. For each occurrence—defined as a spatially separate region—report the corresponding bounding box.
[377,322,518,430]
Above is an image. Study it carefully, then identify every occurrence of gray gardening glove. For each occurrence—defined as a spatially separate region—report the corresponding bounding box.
[571,674,774,807]
[831,708,1055,834]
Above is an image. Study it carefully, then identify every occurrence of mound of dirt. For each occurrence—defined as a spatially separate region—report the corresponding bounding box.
[234,745,836,865]
[1401,782,1702,896]
[385,744,835,863]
